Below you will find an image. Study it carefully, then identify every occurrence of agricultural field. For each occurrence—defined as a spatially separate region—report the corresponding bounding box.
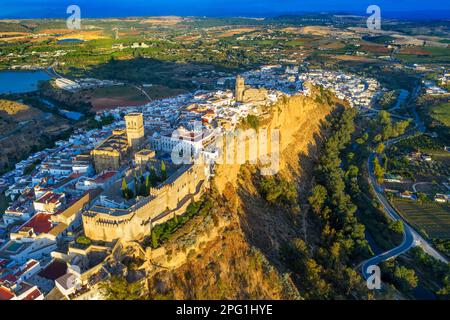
[393,199,450,239]
[429,102,450,127]
[397,46,450,64]
[90,84,190,111]
[386,153,450,182]
[413,182,448,195]
[90,85,150,111]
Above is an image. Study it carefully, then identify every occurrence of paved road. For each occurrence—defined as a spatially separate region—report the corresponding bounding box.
[387,89,409,112]
[45,66,62,79]
[361,86,448,279]
[133,85,152,102]
[412,182,434,193]
[362,152,415,278]
[362,150,448,279]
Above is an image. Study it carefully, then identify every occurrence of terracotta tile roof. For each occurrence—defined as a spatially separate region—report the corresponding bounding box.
[20,213,53,234]
[38,260,67,281]
[23,288,42,300]
[0,286,14,300]
[0,273,17,284]
[94,171,117,183]
[35,192,63,204]
[15,260,39,277]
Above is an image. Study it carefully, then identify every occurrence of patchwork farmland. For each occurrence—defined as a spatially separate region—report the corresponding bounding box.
[393,199,450,239]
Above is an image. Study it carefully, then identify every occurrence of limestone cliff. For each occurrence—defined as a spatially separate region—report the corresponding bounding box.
[139,90,337,300]
[214,93,333,195]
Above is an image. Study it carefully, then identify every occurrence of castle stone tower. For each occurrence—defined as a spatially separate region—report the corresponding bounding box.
[235,75,245,102]
[125,113,145,150]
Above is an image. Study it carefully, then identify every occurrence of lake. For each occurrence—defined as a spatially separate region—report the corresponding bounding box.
[0,70,52,94]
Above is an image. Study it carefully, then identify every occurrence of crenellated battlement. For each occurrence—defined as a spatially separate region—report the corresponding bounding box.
[82,163,209,242]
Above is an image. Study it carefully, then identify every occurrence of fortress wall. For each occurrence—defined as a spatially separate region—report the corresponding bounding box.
[150,179,207,227]
[82,163,208,242]
[83,213,150,242]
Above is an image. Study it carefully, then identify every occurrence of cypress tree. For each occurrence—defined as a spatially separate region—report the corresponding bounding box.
[145,174,150,194]
[121,177,128,198]
[161,160,167,180]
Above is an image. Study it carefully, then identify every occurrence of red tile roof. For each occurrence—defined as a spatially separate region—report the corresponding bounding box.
[94,171,117,183]
[35,192,63,204]
[23,288,42,300]
[38,260,67,281]
[0,274,17,284]
[0,286,14,300]
[15,260,39,277]
[21,213,53,234]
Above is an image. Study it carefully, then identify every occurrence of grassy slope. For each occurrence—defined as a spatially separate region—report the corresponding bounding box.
[430,102,450,127]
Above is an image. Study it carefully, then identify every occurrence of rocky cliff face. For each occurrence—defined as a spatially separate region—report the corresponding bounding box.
[143,91,336,300]
[214,93,333,195]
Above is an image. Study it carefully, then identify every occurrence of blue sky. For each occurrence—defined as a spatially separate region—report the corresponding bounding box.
[1,0,449,19]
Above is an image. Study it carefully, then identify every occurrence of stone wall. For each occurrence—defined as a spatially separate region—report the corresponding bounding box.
[144,211,230,270]
[82,163,208,242]
[242,87,268,103]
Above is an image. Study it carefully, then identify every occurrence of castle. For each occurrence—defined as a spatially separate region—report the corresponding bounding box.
[125,113,145,150]
[83,112,210,242]
[235,74,268,104]
[82,163,208,242]
[83,74,268,243]
[235,75,245,102]
[90,129,129,173]
[90,113,145,173]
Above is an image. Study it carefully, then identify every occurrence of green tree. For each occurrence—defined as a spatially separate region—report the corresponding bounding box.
[304,258,331,298]
[437,275,450,297]
[346,152,356,163]
[373,157,385,184]
[376,142,385,155]
[393,120,410,136]
[151,230,159,248]
[99,276,142,300]
[308,184,328,215]
[417,192,427,205]
[389,221,404,234]
[343,267,363,296]
[145,174,150,192]
[393,266,418,291]
[134,178,138,197]
[150,166,157,185]
[345,165,359,180]
[161,160,167,180]
[246,114,260,130]
[121,178,134,200]
[378,111,393,140]
[121,177,128,192]
[374,134,382,143]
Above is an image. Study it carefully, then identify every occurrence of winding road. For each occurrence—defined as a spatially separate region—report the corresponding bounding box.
[361,85,448,279]
[132,85,152,102]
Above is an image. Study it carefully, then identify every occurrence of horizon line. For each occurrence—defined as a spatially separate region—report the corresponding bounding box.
[1,10,450,21]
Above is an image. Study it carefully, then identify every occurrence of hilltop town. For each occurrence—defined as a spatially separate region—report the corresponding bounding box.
[0,13,449,301]
[0,63,387,299]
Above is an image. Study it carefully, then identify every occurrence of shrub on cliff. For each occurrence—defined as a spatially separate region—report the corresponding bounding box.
[99,276,142,300]
[257,175,297,207]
